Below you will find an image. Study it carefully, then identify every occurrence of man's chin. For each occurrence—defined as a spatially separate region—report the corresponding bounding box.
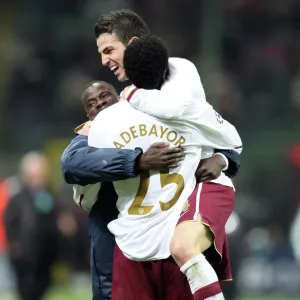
[116,72,127,82]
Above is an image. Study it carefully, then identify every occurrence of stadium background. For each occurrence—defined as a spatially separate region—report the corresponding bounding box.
[0,0,300,299]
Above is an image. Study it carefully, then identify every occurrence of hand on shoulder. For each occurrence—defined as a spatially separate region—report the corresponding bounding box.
[74,121,93,136]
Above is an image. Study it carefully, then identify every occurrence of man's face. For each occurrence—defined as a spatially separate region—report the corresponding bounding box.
[83,82,118,120]
[97,33,128,82]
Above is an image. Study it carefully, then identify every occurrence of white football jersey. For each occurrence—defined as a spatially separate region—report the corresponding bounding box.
[124,58,243,187]
[89,100,241,261]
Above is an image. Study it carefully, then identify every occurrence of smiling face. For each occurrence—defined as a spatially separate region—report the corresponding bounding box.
[82,82,118,120]
[94,10,151,81]
[96,33,129,82]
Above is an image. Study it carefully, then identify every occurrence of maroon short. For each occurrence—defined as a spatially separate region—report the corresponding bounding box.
[177,182,235,281]
[112,244,193,300]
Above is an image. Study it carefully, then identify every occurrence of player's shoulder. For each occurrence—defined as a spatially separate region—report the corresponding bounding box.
[168,57,198,72]
[93,102,129,122]
[74,121,89,134]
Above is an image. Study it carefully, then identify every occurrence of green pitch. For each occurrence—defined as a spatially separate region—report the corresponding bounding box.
[44,287,299,300]
[2,287,299,300]
[44,286,92,300]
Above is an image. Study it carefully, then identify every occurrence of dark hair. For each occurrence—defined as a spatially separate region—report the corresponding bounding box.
[94,9,150,45]
[123,35,169,89]
[81,80,117,102]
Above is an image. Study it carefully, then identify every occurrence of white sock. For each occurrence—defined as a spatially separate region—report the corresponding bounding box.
[180,254,224,299]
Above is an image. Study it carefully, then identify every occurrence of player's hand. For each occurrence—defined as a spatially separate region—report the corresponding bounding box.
[195,155,226,182]
[77,121,93,136]
[138,143,185,170]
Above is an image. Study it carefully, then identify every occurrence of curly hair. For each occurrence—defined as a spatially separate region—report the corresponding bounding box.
[94,10,150,45]
[123,35,169,89]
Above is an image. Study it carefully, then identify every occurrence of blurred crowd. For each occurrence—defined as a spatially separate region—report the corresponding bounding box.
[0,0,300,299]
[0,152,90,299]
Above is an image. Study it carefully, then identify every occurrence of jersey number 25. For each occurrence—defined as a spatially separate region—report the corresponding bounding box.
[128,170,184,215]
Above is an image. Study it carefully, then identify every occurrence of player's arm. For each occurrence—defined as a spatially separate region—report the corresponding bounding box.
[123,86,189,119]
[192,104,242,181]
[214,149,241,178]
[122,58,202,119]
[196,104,243,153]
[126,86,242,178]
[61,135,185,185]
[61,135,142,185]
[195,149,241,182]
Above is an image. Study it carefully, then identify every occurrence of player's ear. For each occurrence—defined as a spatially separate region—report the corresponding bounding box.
[128,36,139,45]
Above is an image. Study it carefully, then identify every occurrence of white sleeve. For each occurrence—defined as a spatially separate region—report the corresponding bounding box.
[124,57,243,152]
[124,58,205,119]
[195,103,243,153]
[73,183,101,213]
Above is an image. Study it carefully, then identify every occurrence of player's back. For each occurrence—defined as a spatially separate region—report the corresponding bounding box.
[126,57,242,187]
[88,101,202,261]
